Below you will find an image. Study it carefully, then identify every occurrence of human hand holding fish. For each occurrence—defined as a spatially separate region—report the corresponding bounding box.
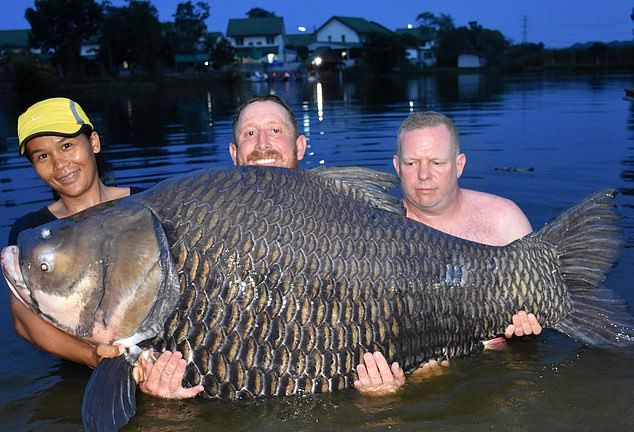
[354,352,406,396]
[134,351,204,399]
[504,311,542,338]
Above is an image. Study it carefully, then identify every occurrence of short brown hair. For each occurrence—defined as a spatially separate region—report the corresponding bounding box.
[396,111,461,156]
[232,95,298,143]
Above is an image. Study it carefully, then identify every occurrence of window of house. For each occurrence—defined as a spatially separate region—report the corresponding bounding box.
[341,35,346,43]
[235,37,244,46]
[328,35,332,42]
[266,36,275,44]
[257,41,262,45]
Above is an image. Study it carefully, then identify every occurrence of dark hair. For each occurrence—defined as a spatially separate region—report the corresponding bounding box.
[232,95,299,143]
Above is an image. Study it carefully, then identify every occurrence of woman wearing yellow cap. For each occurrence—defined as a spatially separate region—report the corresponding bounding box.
[8,97,203,400]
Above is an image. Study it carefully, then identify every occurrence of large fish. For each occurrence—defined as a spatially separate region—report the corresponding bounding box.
[2,167,633,432]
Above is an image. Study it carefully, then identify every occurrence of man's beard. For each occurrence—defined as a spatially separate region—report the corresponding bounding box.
[245,148,298,168]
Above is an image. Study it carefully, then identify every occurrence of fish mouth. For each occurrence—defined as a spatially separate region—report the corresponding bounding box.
[1,246,32,309]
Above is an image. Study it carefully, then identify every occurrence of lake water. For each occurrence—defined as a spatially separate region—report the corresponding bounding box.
[1,72,634,431]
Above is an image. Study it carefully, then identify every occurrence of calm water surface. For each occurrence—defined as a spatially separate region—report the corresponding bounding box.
[1,72,634,431]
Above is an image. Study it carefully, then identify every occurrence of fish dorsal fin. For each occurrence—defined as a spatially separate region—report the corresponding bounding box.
[309,166,404,215]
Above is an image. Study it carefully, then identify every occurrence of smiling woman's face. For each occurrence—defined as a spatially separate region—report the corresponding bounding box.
[26,131,100,198]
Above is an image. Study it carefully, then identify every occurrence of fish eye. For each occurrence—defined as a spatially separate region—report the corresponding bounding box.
[39,261,53,272]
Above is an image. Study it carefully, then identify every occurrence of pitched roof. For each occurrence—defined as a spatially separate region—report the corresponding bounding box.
[207,31,224,43]
[226,17,285,37]
[0,30,30,49]
[395,27,434,42]
[316,16,392,36]
[286,33,315,47]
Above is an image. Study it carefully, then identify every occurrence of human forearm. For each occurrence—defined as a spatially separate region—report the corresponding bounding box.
[10,295,99,368]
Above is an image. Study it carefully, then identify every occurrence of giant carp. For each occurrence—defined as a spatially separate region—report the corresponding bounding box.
[2,166,634,432]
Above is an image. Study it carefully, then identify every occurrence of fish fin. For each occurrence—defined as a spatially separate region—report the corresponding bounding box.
[535,190,634,347]
[82,356,136,432]
[310,166,404,214]
[553,286,634,347]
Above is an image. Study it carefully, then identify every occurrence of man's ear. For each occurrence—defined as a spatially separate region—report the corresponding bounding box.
[392,154,401,176]
[295,135,307,161]
[229,142,238,166]
[90,132,101,154]
[456,153,466,178]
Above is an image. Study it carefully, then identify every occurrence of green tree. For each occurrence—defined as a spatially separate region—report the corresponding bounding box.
[25,0,103,78]
[416,11,455,35]
[211,38,235,69]
[172,1,210,53]
[99,0,164,75]
[502,42,544,72]
[435,21,509,67]
[362,32,406,75]
[1,50,57,96]
[246,8,276,18]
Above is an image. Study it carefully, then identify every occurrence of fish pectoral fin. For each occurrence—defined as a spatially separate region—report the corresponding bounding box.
[81,356,136,432]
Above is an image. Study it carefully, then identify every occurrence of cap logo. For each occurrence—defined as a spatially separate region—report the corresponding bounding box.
[69,100,85,125]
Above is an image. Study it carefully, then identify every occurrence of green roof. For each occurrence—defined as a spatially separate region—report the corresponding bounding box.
[395,27,434,41]
[0,30,30,49]
[317,16,392,37]
[208,31,223,42]
[286,33,315,47]
[227,17,284,37]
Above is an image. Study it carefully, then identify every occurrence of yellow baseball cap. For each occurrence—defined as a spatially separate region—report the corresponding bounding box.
[17,97,93,155]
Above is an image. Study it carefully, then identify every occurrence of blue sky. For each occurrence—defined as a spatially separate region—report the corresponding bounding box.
[2,0,633,48]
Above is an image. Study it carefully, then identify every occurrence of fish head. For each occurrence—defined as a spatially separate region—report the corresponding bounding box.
[2,201,180,347]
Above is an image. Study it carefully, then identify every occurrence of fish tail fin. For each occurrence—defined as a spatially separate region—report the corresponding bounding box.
[536,190,634,347]
[82,356,136,432]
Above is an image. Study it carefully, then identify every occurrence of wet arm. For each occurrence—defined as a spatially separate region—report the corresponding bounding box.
[11,295,201,399]
[10,295,102,367]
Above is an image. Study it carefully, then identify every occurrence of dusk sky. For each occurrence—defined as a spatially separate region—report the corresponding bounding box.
[2,0,633,48]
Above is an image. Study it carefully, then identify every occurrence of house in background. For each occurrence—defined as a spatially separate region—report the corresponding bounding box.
[395,27,436,67]
[311,16,393,67]
[0,30,31,55]
[0,29,94,59]
[226,16,287,64]
[457,53,486,68]
[285,32,316,62]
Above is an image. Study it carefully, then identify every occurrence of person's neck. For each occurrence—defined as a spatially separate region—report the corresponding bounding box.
[53,181,112,218]
[404,188,463,227]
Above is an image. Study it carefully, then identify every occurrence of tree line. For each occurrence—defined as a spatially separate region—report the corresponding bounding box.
[2,1,633,90]
[3,0,232,82]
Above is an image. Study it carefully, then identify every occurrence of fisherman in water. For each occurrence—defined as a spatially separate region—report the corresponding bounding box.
[353,111,543,395]
[7,97,203,399]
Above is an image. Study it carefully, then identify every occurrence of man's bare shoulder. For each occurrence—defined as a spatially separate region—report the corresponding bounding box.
[461,189,533,241]
[462,189,522,214]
